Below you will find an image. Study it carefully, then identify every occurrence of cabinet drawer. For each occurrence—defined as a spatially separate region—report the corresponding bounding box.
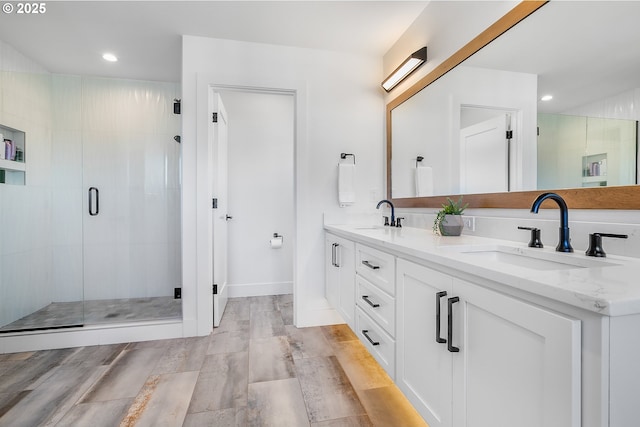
[356,275,395,337]
[356,243,395,295]
[356,307,395,379]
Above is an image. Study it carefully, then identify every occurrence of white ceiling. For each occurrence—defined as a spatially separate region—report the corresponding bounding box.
[0,1,428,82]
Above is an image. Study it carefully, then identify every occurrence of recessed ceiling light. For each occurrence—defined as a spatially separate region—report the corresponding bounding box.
[102,53,118,62]
[541,94,553,102]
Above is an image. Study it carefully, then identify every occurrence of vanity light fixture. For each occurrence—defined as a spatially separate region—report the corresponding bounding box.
[381,47,427,92]
[541,94,553,101]
[102,53,118,62]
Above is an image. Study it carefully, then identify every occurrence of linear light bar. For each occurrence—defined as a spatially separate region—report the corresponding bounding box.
[382,47,427,92]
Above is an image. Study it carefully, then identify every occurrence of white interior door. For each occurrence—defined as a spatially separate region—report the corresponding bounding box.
[211,92,229,327]
[460,114,510,194]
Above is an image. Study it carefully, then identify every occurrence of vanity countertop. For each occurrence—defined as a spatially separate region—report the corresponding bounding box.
[325,223,640,317]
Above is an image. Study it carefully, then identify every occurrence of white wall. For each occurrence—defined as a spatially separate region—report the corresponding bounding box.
[182,35,384,333]
[221,90,294,296]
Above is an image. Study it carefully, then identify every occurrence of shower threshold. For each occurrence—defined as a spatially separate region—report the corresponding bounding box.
[0,296,182,333]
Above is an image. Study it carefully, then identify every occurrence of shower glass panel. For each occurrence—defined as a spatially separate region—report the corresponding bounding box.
[80,77,182,325]
[0,65,181,333]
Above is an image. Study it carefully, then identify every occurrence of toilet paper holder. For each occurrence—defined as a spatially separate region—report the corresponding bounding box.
[270,233,283,249]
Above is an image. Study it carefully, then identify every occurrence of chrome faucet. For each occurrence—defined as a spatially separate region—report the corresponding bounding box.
[530,192,573,252]
[376,199,395,226]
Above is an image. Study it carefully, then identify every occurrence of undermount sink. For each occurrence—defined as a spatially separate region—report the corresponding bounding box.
[454,245,617,271]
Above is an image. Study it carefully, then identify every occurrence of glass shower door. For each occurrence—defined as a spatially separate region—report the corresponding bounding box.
[81,77,182,325]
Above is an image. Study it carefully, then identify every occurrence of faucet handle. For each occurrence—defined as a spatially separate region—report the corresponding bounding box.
[518,226,543,248]
[586,233,628,257]
[396,217,405,228]
[383,216,389,226]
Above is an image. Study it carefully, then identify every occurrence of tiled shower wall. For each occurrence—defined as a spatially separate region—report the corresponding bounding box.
[0,41,54,327]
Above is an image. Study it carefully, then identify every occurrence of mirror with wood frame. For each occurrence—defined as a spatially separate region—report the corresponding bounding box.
[387,0,640,209]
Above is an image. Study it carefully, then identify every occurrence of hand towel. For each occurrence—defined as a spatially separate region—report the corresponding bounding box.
[415,166,434,197]
[338,163,355,207]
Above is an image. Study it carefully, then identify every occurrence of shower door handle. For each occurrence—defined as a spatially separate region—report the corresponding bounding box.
[88,187,99,216]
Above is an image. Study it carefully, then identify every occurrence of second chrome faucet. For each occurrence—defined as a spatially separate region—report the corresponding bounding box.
[530,192,573,252]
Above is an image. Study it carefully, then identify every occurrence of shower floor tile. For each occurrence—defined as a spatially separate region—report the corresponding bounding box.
[0,296,182,332]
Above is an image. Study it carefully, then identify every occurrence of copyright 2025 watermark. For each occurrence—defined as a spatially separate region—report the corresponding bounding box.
[3,3,47,14]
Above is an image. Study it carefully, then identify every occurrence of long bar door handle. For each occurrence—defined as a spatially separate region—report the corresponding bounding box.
[447,296,460,353]
[436,291,447,344]
[362,295,380,308]
[88,187,99,216]
[362,260,380,270]
[362,330,380,346]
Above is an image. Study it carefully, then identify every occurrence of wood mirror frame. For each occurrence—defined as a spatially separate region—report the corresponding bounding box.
[386,0,640,210]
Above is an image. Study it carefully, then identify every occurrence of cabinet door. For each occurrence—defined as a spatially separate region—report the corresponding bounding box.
[451,278,581,427]
[325,234,355,329]
[396,259,453,427]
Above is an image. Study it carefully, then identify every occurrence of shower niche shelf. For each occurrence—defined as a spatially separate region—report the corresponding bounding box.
[0,124,26,185]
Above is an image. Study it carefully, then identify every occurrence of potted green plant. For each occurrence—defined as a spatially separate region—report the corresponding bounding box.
[433,196,468,236]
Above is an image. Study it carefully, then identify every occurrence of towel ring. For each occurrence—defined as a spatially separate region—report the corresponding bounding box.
[340,153,356,165]
[416,156,424,168]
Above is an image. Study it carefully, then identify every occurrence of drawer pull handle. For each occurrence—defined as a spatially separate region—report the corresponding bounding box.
[362,329,380,346]
[362,295,380,308]
[362,260,380,270]
[435,291,447,344]
[331,243,340,267]
[447,297,460,353]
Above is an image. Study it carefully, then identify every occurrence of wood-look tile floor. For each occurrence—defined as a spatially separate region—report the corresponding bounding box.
[0,295,428,427]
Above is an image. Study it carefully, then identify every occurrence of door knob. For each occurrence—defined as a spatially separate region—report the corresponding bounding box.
[225,215,233,221]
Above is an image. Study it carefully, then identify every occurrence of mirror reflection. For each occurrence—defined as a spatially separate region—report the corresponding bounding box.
[390,1,640,200]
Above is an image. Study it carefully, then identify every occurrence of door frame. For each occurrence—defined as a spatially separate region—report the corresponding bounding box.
[191,77,299,335]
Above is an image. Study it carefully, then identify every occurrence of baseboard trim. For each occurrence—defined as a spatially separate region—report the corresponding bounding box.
[227,281,293,298]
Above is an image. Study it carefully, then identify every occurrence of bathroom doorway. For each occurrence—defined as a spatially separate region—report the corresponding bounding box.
[212,89,295,322]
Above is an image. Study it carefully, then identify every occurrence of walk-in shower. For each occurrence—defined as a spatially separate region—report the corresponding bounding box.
[0,56,182,333]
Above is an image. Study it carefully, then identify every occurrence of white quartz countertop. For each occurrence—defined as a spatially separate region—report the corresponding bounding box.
[325,223,640,317]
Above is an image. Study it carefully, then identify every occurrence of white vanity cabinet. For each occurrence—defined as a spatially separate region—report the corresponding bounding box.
[396,258,581,427]
[325,233,356,329]
[354,243,396,378]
